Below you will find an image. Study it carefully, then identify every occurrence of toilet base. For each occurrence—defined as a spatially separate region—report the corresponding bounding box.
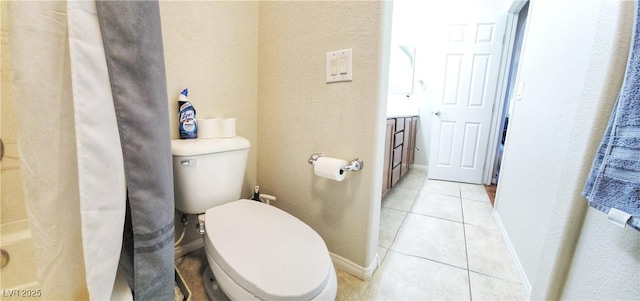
[202,265,231,301]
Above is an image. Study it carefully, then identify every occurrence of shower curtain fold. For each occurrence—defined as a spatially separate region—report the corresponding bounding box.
[67,1,127,299]
[8,1,91,299]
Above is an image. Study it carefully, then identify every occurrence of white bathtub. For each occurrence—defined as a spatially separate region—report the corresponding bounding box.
[0,220,40,293]
[0,220,137,300]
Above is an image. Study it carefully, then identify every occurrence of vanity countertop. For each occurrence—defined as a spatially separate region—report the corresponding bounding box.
[387,113,419,119]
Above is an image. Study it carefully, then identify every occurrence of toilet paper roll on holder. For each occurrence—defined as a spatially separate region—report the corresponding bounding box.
[307,153,363,172]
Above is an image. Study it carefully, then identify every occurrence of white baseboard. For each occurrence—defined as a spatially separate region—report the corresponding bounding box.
[175,238,204,258]
[329,252,379,281]
[493,211,532,297]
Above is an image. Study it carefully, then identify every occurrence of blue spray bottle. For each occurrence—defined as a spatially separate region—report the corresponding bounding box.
[178,88,197,139]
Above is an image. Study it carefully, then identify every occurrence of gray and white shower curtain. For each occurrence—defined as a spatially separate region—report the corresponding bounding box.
[9,1,175,299]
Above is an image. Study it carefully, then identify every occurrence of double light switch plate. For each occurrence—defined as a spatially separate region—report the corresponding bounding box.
[326,49,352,83]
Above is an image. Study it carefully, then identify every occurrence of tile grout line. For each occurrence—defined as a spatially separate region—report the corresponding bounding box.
[468,269,524,284]
[386,206,411,263]
[410,211,464,224]
[386,177,425,251]
[459,188,474,301]
[388,249,469,272]
[421,190,461,198]
[462,197,492,204]
[371,174,426,298]
[407,178,425,213]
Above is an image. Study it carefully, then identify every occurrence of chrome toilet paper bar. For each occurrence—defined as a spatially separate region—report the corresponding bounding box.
[307,153,364,172]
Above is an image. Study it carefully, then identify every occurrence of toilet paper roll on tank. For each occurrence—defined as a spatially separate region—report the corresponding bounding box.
[197,118,236,139]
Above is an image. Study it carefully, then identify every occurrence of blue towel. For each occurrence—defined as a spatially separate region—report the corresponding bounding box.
[583,1,640,231]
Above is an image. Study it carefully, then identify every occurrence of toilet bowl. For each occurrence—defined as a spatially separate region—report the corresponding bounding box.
[171,138,337,300]
[204,200,336,300]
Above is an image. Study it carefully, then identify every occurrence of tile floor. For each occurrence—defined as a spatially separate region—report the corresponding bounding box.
[336,169,525,300]
[175,169,525,300]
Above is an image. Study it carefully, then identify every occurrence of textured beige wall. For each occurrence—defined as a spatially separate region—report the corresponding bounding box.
[160,1,259,196]
[1,0,26,225]
[160,1,259,247]
[161,1,392,271]
[258,1,391,269]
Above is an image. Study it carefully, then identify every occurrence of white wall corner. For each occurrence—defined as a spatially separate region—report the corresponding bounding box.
[493,210,532,297]
[330,252,379,281]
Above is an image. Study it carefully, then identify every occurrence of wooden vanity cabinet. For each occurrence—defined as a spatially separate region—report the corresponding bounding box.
[382,116,419,198]
[382,119,395,197]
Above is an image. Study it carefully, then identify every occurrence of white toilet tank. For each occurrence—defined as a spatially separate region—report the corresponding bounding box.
[171,137,250,214]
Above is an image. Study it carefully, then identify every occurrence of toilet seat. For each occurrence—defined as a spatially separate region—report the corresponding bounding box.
[204,200,334,300]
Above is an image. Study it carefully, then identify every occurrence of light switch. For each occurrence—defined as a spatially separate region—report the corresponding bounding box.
[330,57,338,76]
[326,48,353,83]
[339,56,348,74]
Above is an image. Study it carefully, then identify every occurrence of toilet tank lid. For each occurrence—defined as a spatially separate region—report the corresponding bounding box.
[171,137,250,156]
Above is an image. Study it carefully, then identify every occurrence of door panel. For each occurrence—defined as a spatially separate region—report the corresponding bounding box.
[461,122,481,168]
[428,12,506,184]
[443,54,463,105]
[436,121,456,167]
[469,54,490,108]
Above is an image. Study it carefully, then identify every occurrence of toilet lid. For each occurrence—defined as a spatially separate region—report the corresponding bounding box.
[205,200,332,300]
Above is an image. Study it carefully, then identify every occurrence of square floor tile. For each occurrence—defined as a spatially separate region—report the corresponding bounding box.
[392,213,467,269]
[336,269,368,301]
[460,183,491,203]
[412,192,463,222]
[465,224,520,282]
[462,199,498,230]
[363,251,470,300]
[382,187,418,212]
[469,271,525,300]
[422,179,461,197]
[377,245,389,265]
[379,208,407,248]
[394,169,427,190]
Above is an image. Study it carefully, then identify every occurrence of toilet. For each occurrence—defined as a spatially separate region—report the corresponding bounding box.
[171,137,337,300]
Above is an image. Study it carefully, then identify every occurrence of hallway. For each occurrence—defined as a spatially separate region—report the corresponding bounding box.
[336,169,525,300]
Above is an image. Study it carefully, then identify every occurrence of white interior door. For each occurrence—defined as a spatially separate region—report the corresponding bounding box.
[428,12,507,184]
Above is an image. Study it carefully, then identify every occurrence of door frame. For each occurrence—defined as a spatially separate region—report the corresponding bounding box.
[482,0,530,185]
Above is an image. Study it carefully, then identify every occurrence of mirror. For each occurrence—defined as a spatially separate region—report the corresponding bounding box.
[388,45,416,94]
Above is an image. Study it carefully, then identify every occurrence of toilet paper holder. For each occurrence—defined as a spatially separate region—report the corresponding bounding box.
[307,153,363,172]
